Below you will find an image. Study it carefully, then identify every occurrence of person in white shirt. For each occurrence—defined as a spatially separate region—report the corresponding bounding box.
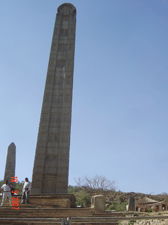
[0,180,12,207]
[21,177,31,204]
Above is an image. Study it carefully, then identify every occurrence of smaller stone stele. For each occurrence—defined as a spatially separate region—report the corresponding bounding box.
[128,196,135,211]
[91,195,105,211]
[4,142,16,183]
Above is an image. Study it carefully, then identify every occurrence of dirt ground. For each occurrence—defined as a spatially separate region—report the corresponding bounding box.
[119,211,168,225]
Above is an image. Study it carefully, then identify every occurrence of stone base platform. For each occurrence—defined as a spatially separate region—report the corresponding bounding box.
[0,194,76,208]
[29,194,76,208]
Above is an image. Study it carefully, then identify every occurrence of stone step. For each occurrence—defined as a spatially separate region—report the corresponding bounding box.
[0,207,96,218]
[0,221,118,225]
[0,207,123,225]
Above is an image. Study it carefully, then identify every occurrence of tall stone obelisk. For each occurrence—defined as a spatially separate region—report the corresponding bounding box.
[4,142,16,182]
[31,3,76,195]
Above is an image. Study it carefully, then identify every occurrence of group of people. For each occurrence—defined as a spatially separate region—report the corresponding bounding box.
[0,177,31,207]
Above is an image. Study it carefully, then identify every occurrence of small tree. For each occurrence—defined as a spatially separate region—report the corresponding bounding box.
[74,175,116,196]
[75,175,116,190]
[15,181,24,194]
[0,180,4,187]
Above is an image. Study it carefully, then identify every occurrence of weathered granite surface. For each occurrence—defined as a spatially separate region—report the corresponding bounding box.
[31,3,76,195]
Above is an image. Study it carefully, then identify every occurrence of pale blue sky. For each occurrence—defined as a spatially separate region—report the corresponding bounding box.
[0,0,168,194]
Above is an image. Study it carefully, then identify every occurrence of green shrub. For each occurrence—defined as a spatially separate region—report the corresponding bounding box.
[15,181,24,194]
[148,208,152,212]
[119,196,124,203]
[75,190,91,207]
[115,202,127,211]
[107,201,127,211]
[142,208,147,212]
[108,201,117,210]
[0,180,3,187]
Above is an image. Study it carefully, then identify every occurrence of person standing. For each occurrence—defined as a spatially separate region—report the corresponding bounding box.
[0,180,12,207]
[21,178,31,204]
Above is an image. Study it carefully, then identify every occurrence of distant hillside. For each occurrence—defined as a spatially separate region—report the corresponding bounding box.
[68,185,168,211]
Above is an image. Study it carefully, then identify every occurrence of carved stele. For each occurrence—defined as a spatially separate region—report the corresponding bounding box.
[4,142,16,183]
[31,3,76,195]
[128,196,135,211]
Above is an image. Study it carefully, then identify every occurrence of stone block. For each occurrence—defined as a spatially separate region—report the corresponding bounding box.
[43,167,57,174]
[32,166,44,175]
[36,140,47,148]
[31,174,43,182]
[49,123,60,129]
[58,154,69,161]
[41,106,50,113]
[47,142,59,148]
[60,126,70,133]
[39,124,49,132]
[46,147,59,156]
[30,187,42,195]
[60,147,69,154]
[63,107,72,113]
[59,142,69,148]
[34,158,45,167]
[47,70,55,76]
[91,195,105,212]
[31,180,42,188]
[29,194,75,207]
[57,167,69,177]
[55,72,64,78]
[37,133,48,142]
[44,159,57,168]
[42,102,51,110]
[40,113,50,121]
[46,75,55,85]
[47,127,59,133]
[56,189,68,194]
[50,54,57,59]
[57,167,68,175]
[45,88,53,94]
[35,153,46,161]
[48,66,56,71]
[51,44,57,51]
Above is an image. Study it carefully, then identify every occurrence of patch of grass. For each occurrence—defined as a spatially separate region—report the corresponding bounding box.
[128,219,136,225]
